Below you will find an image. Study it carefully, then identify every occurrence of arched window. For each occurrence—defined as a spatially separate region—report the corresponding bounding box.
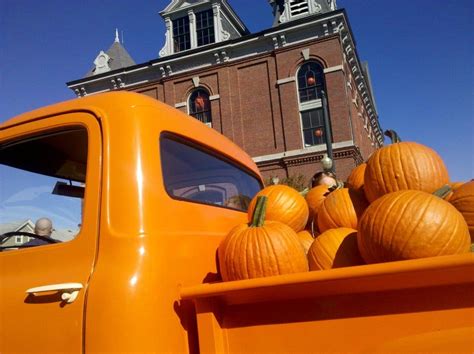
[296,61,330,147]
[297,61,325,103]
[189,88,212,126]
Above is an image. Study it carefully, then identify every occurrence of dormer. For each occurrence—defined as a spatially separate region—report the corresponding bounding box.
[159,0,249,57]
[269,0,337,26]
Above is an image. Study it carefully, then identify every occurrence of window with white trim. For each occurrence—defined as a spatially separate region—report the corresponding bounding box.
[297,62,325,102]
[173,16,191,52]
[196,9,215,47]
[296,61,330,147]
[189,88,212,126]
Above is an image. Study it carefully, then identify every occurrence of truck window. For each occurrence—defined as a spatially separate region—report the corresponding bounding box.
[160,133,261,211]
[0,127,87,251]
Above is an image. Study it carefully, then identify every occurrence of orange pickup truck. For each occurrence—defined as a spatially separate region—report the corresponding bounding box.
[1,92,473,353]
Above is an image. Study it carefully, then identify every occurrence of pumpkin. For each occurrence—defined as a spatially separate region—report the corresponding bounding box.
[449,181,474,241]
[305,184,330,222]
[194,94,207,111]
[297,230,315,255]
[346,163,366,193]
[248,185,309,232]
[317,188,368,232]
[358,190,470,263]
[443,181,466,202]
[219,196,308,281]
[364,130,449,203]
[307,228,364,270]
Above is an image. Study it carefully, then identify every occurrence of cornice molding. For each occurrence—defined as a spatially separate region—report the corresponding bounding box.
[255,143,363,168]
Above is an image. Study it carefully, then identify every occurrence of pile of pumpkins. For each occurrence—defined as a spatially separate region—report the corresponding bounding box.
[218,131,473,281]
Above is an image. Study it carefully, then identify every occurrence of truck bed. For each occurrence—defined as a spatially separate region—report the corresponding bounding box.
[181,253,474,353]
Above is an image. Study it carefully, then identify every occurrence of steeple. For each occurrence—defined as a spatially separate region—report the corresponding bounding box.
[86,29,136,77]
[269,0,337,26]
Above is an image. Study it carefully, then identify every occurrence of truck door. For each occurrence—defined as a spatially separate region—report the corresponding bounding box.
[0,113,101,353]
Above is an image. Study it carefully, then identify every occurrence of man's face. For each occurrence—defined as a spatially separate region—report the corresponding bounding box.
[319,176,337,188]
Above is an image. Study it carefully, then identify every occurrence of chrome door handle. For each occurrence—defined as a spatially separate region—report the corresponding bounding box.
[26,283,83,303]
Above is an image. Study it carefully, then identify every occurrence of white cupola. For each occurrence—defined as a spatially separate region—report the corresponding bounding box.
[269,0,337,26]
[159,0,249,57]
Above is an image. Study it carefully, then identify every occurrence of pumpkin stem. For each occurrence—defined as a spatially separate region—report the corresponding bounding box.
[384,129,402,144]
[250,196,268,227]
[327,180,345,194]
[299,187,309,197]
[433,185,452,199]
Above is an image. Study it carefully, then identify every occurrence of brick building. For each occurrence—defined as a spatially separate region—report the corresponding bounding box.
[66,0,383,183]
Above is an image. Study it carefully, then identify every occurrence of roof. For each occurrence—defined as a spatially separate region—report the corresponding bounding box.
[67,9,345,86]
[85,40,136,77]
[0,220,34,235]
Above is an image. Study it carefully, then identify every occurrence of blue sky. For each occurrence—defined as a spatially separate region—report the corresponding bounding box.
[1,0,473,181]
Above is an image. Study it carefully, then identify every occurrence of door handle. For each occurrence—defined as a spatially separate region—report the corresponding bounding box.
[26,283,83,303]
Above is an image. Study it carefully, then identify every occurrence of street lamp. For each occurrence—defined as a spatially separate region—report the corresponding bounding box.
[320,90,334,172]
[321,154,333,172]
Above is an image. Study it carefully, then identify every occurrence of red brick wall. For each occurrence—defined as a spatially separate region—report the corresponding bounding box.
[130,34,378,183]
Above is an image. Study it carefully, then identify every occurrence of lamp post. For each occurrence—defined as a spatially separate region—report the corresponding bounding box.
[320,154,333,172]
[320,90,334,173]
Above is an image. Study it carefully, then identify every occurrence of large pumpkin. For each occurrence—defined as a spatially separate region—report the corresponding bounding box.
[317,188,368,232]
[358,190,470,263]
[219,196,308,281]
[308,228,364,270]
[248,185,309,232]
[364,130,449,203]
[449,181,474,241]
[346,163,366,193]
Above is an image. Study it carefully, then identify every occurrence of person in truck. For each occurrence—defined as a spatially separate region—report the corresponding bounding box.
[24,217,53,247]
[311,171,337,188]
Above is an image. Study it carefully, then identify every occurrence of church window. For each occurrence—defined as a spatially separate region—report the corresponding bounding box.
[297,60,330,147]
[297,61,325,103]
[301,109,326,147]
[189,88,212,126]
[173,16,191,52]
[196,9,215,47]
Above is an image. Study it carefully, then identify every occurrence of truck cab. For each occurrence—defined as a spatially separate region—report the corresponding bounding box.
[0,92,261,352]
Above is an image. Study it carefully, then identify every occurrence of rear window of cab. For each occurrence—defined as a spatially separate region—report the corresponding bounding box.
[160,133,261,211]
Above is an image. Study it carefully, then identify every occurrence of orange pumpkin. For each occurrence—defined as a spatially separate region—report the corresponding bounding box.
[317,188,368,232]
[358,190,470,263]
[248,185,309,232]
[346,163,366,193]
[297,230,315,255]
[443,181,466,202]
[305,184,330,222]
[364,130,449,203]
[449,181,474,241]
[219,196,308,281]
[308,228,364,270]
